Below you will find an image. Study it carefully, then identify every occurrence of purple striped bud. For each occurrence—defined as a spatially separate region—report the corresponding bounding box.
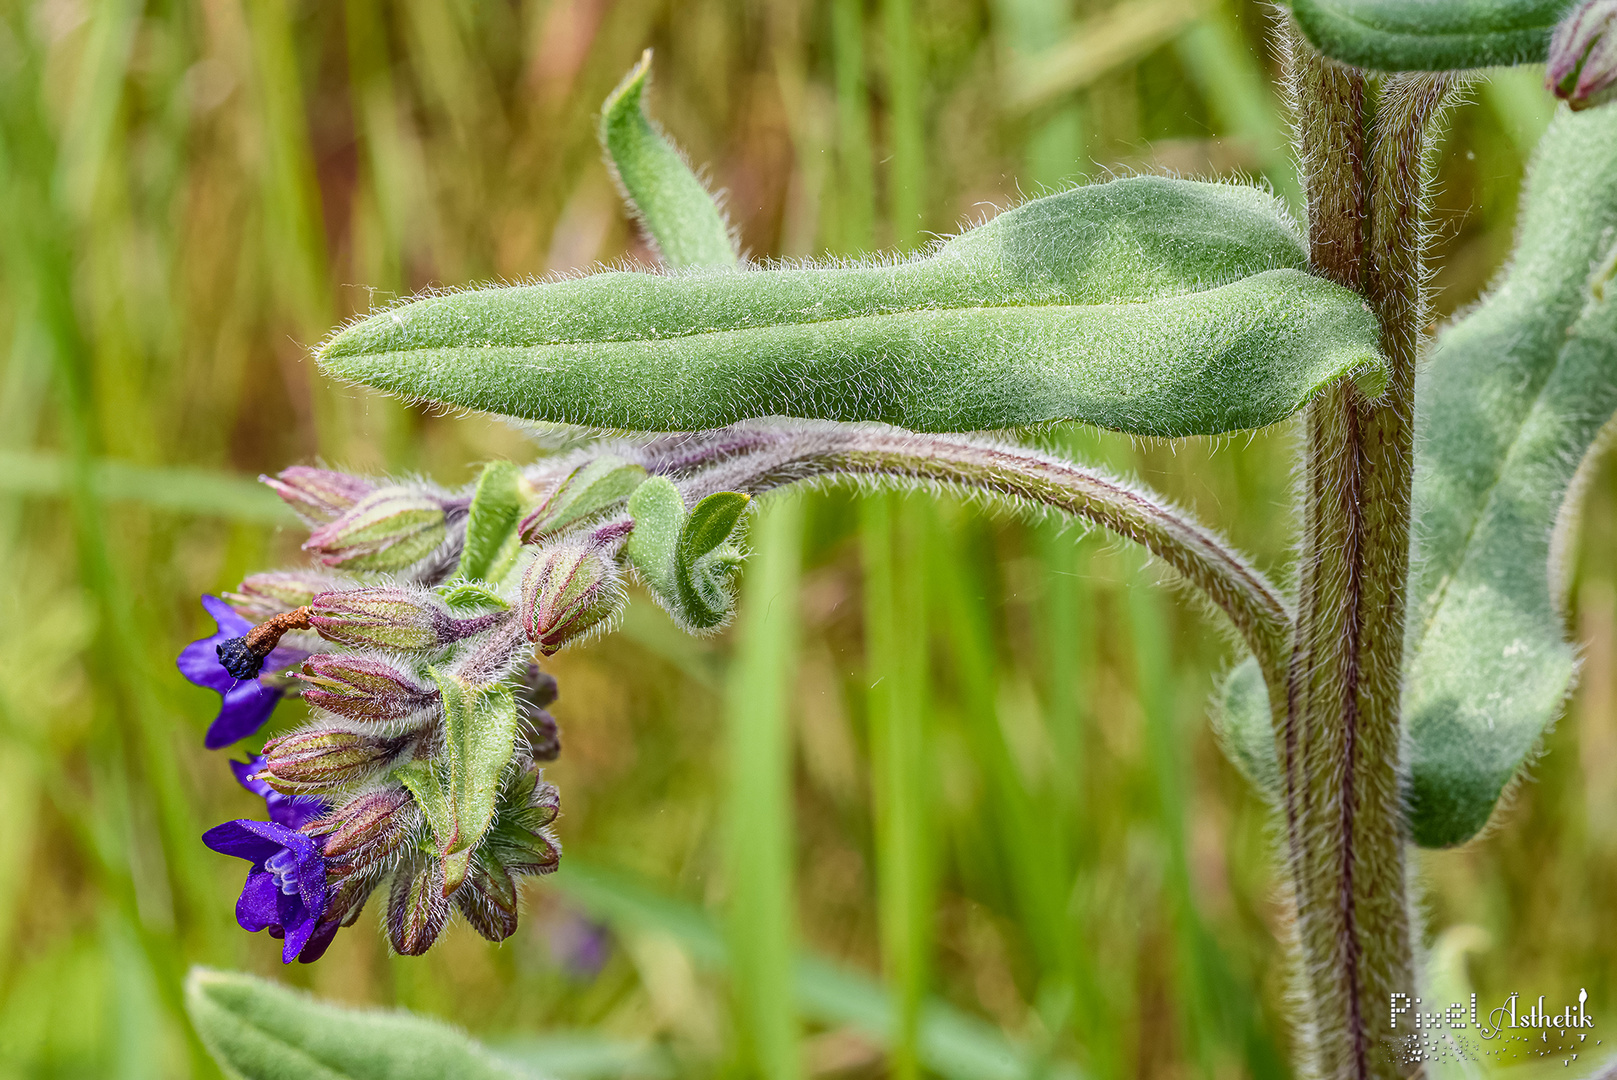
[304,487,453,571]
[259,728,405,793]
[309,587,506,652]
[224,571,341,621]
[262,467,375,525]
[1549,0,1617,109]
[307,786,420,872]
[297,654,439,724]
[388,855,451,956]
[520,543,624,655]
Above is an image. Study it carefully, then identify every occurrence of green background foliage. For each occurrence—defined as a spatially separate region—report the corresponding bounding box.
[0,1,1604,1078]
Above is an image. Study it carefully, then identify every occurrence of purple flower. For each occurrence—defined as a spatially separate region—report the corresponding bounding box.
[179,596,308,749]
[230,756,327,831]
[203,818,331,963]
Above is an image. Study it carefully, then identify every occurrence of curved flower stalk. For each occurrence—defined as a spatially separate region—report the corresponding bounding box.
[663,419,1293,691]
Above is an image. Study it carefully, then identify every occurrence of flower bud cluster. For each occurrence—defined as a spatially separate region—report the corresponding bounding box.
[184,453,667,963]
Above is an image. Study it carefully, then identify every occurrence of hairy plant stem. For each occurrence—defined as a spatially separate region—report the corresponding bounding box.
[1281,24,1455,1079]
[664,421,1292,690]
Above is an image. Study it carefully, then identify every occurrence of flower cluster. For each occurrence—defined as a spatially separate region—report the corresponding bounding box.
[179,465,593,962]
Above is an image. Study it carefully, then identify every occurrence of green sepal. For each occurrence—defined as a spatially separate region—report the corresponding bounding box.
[623,476,685,601]
[1283,0,1574,71]
[599,49,737,270]
[423,671,520,881]
[436,580,511,613]
[674,491,750,630]
[318,177,1386,438]
[184,967,523,1080]
[524,455,648,543]
[455,460,524,584]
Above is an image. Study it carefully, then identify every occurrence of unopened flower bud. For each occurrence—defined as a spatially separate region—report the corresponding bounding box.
[308,786,420,870]
[1549,0,1617,109]
[388,855,451,956]
[309,587,506,652]
[520,543,624,655]
[259,728,405,792]
[224,571,340,621]
[304,487,453,571]
[454,857,520,943]
[297,654,439,724]
[262,467,376,525]
[520,455,647,543]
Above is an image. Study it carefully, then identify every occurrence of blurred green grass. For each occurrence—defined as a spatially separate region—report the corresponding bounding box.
[0,1,1595,1078]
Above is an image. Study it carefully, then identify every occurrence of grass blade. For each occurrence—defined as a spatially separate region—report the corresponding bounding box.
[725,495,805,1080]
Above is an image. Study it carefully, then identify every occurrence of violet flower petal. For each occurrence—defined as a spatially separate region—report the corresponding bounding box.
[237,872,281,931]
[202,820,282,863]
[204,681,284,750]
[298,919,342,964]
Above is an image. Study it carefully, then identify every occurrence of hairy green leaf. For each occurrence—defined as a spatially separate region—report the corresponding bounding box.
[1283,0,1575,71]
[600,49,737,270]
[1209,108,1617,849]
[1212,656,1280,807]
[624,476,685,601]
[623,479,750,630]
[1405,105,1617,848]
[426,671,520,886]
[456,460,524,584]
[184,967,522,1080]
[674,491,750,629]
[397,760,453,853]
[319,177,1385,438]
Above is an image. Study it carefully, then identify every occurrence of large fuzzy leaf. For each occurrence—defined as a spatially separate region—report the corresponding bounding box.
[1284,0,1576,71]
[318,177,1385,438]
[1404,104,1617,848]
[185,968,522,1080]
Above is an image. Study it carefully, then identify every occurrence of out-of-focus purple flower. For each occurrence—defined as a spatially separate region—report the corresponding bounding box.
[548,910,612,980]
[1549,0,1617,109]
[230,756,327,831]
[203,818,330,963]
[179,596,308,749]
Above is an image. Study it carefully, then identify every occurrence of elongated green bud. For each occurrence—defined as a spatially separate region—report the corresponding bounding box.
[520,455,647,543]
[1283,0,1572,71]
[318,177,1385,438]
[224,571,340,620]
[298,655,440,725]
[259,728,404,793]
[305,487,454,571]
[388,855,451,956]
[308,587,506,652]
